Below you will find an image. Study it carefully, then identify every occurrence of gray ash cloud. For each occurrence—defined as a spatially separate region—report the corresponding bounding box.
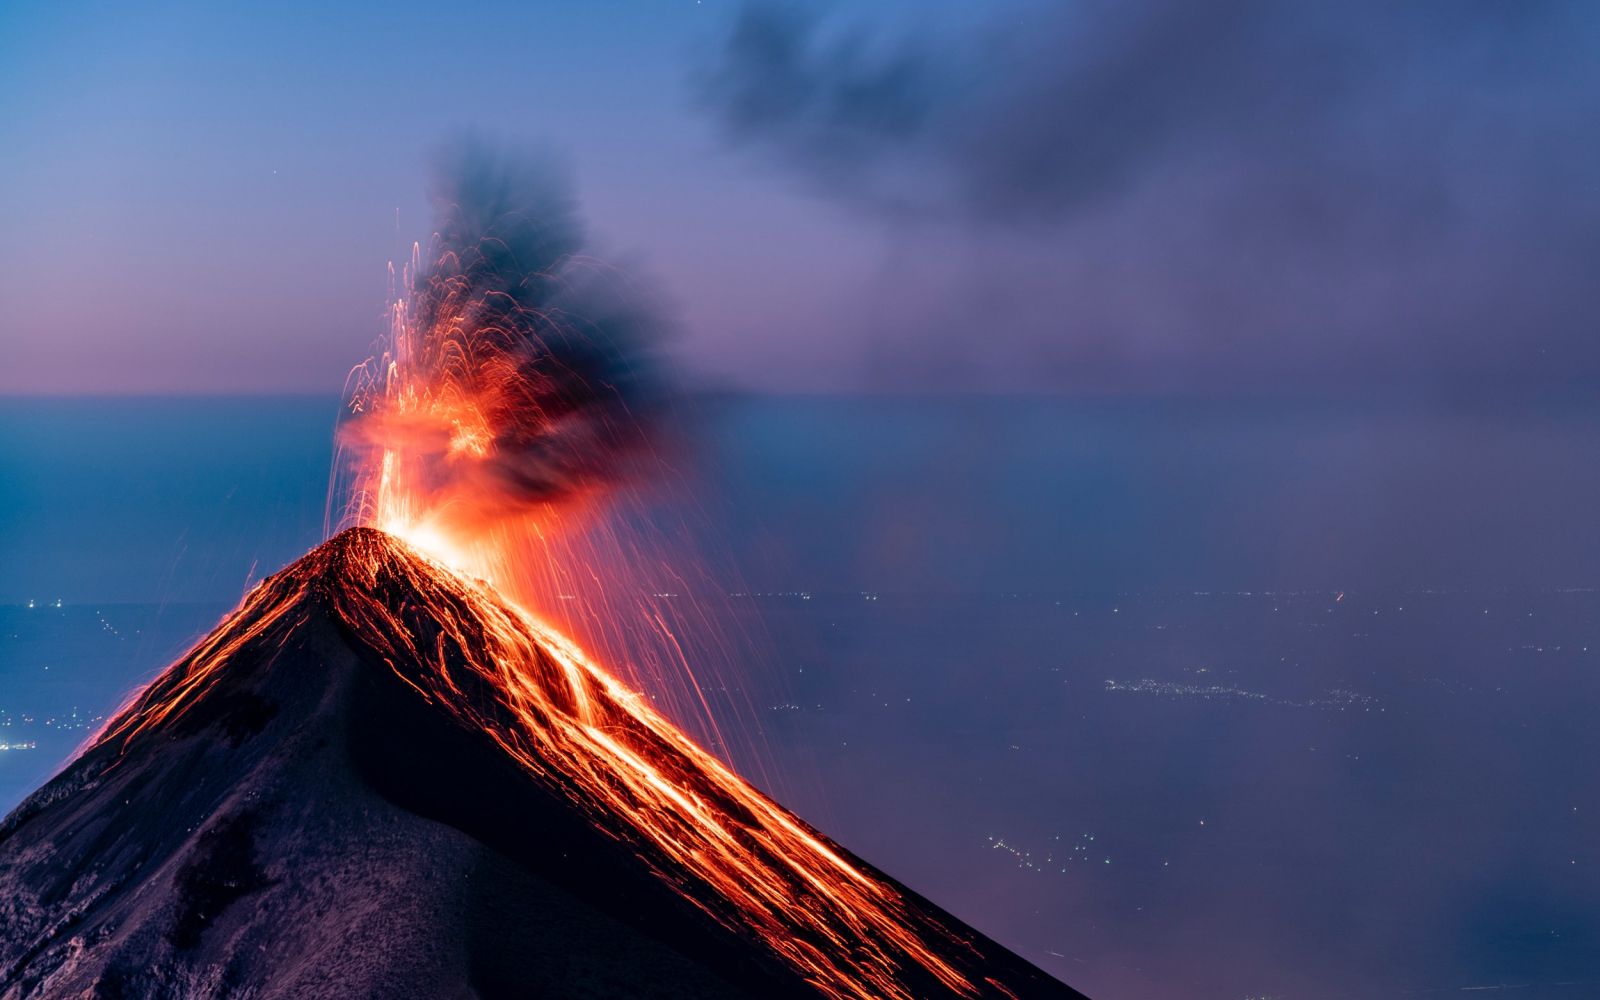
[698,2,1600,395]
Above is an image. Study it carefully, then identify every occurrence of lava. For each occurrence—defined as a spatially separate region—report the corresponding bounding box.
[98,148,1032,998]
[100,529,1004,1000]
[330,143,662,585]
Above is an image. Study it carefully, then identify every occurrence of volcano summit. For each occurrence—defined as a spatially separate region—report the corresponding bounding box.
[0,529,1082,999]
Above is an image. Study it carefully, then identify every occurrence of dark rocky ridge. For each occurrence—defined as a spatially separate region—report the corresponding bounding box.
[0,528,1085,999]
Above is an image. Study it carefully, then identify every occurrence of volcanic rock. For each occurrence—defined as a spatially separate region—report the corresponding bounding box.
[0,528,1085,999]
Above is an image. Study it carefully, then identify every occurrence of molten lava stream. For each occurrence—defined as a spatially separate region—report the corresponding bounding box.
[282,149,1012,997]
[358,527,984,1000]
[100,528,998,1000]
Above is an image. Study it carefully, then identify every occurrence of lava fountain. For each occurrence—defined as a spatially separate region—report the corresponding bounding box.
[331,144,662,583]
[280,144,1019,999]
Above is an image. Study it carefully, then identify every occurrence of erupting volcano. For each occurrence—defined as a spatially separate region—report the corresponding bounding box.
[0,147,1084,999]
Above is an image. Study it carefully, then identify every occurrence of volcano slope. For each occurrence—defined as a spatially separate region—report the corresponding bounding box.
[0,528,1084,1000]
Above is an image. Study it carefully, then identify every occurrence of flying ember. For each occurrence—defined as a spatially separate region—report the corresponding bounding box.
[332,142,663,581]
[105,144,1048,998]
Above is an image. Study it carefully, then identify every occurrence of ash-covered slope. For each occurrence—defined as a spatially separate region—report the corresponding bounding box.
[0,528,1084,1000]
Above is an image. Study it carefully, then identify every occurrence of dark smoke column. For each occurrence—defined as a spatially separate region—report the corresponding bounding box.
[335,141,666,544]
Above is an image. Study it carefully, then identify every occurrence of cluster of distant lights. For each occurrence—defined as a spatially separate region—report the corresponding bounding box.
[11,602,139,645]
[1103,677,1380,712]
[0,708,100,733]
[1,706,103,755]
[985,831,1203,876]
[989,833,1120,873]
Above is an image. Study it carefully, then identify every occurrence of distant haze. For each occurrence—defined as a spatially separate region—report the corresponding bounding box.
[4,396,1599,606]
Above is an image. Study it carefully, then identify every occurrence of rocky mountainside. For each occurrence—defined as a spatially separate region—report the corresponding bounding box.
[0,528,1084,1000]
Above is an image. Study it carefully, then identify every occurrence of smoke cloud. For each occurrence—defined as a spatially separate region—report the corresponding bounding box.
[697,1,1600,395]
[339,141,667,530]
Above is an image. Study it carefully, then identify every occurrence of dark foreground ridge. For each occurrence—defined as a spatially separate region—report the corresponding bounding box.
[0,528,1087,999]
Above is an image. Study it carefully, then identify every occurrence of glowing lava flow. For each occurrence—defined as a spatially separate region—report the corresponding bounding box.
[109,152,1025,997]
[99,529,998,1000]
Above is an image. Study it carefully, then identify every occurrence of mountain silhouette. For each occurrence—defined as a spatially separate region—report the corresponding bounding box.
[0,528,1085,999]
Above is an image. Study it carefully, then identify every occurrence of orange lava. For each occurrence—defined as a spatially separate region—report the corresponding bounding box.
[99,200,1028,996]
[100,529,994,1000]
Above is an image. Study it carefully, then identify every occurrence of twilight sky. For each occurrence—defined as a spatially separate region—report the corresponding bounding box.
[2,0,1597,396]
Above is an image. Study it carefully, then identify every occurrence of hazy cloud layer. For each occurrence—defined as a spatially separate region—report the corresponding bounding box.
[699,1,1600,395]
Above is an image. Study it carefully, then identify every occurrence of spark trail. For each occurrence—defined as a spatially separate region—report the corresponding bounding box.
[100,529,995,1000]
[102,145,1039,998]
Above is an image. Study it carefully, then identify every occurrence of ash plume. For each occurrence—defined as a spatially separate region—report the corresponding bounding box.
[338,141,667,531]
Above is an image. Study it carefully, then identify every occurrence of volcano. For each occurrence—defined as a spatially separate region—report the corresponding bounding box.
[0,528,1083,1000]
